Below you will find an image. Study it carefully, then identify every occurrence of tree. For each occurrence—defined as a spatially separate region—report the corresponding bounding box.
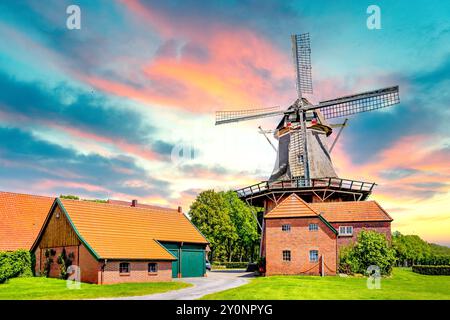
[189,190,261,263]
[189,190,236,263]
[222,191,260,262]
[339,230,396,275]
[392,232,431,266]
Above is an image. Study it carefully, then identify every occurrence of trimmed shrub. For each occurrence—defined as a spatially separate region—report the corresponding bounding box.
[412,265,450,275]
[339,230,396,275]
[417,255,450,266]
[0,250,33,283]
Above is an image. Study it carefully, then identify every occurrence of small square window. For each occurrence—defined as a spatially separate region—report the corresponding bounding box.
[281,224,291,232]
[148,263,158,273]
[119,262,130,274]
[309,223,318,231]
[282,250,291,261]
[339,226,353,236]
[309,250,319,262]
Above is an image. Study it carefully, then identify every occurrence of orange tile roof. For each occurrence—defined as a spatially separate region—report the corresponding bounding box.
[55,199,208,260]
[265,194,319,219]
[107,199,180,212]
[0,191,54,251]
[310,201,393,222]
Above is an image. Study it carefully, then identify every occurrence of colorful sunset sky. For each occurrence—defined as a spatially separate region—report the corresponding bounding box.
[0,1,449,245]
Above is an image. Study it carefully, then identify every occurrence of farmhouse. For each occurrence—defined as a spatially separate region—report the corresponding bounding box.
[30,197,208,284]
[261,194,392,276]
[0,191,53,251]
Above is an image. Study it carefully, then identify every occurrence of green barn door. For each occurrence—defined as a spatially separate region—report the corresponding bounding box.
[181,249,205,277]
[169,249,179,278]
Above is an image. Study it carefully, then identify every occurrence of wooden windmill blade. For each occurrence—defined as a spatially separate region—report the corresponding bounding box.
[291,33,313,99]
[311,86,400,119]
[215,106,285,125]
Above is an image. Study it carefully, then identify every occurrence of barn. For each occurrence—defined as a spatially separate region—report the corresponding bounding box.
[31,197,208,284]
[0,191,53,251]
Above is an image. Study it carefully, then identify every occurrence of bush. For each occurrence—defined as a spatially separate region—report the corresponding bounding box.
[0,250,33,283]
[412,265,450,275]
[339,230,397,275]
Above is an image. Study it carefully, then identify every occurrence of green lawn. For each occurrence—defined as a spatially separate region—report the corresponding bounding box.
[202,268,450,300]
[0,277,191,300]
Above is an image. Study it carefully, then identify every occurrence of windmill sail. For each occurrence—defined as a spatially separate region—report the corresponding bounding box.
[313,86,400,119]
[214,33,400,188]
[291,33,313,99]
[215,106,284,125]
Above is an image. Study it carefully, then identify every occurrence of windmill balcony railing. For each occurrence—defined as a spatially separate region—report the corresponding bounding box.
[236,177,376,198]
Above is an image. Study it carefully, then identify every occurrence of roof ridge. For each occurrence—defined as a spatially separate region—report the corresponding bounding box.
[59,198,180,213]
[0,190,54,199]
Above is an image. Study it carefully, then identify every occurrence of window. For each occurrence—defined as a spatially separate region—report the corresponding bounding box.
[282,250,291,261]
[119,262,130,274]
[339,226,353,236]
[309,223,318,231]
[148,263,158,273]
[281,224,291,232]
[309,250,319,262]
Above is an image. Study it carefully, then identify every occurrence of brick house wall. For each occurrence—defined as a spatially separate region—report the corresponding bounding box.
[331,221,391,252]
[101,261,172,284]
[35,245,79,278]
[265,217,337,276]
[78,244,100,284]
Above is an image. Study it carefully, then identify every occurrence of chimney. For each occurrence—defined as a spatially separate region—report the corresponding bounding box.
[177,206,182,213]
[131,199,138,207]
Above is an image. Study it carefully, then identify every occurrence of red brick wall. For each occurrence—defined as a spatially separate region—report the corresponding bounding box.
[78,244,100,284]
[100,261,172,284]
[331,221,391,252]
[265,217,337,276]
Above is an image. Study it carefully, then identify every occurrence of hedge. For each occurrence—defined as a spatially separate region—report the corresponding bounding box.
[212,262,250,269]
[0,250,33,283]
[416,255,450,266]
[412,265,450,275]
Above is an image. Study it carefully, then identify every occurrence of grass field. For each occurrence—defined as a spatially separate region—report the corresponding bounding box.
[202,268,450,300]
[0,277,191,300]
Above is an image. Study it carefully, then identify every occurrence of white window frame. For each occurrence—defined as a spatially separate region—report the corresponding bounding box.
[281,224,291,232]
[309,250,319,262]
[339,226,353,236]
[309,223,319,231]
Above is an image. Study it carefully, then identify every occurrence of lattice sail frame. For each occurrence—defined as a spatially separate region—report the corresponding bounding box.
[215,106,284,125]
[291,33,313,99]
[314,86,400,119]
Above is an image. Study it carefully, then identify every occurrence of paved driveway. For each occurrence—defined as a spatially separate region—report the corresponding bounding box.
[112,270,254,300]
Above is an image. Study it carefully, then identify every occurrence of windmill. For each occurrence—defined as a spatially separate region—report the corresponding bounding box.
[215,33,400,197]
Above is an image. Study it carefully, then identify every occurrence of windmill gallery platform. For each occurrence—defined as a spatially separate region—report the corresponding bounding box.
[215,33,400,276]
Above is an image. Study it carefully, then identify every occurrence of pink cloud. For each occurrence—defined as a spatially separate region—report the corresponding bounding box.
[82,0,294,113]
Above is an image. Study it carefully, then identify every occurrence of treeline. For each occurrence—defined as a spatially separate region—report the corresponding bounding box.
[392,231,450,266]
[189,190,262,263]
